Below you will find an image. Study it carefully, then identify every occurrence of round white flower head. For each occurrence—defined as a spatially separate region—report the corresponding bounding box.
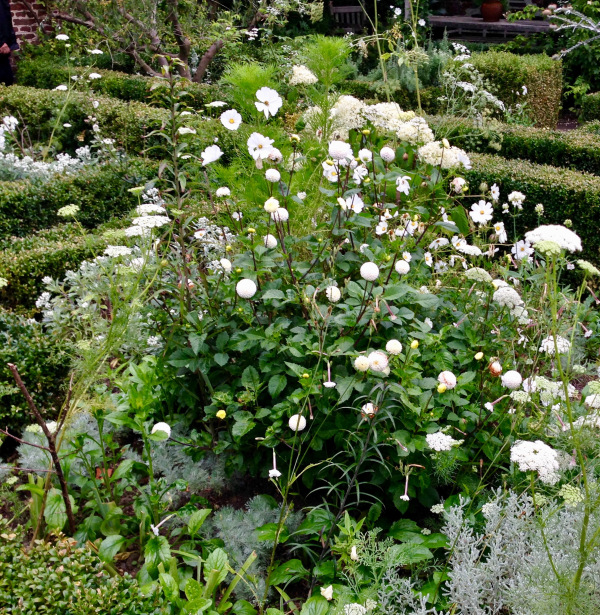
[216,187,230,198]
[329,140,353,161]
[88,72,102,80]
[219,258,232,273]
[510,440,559,484]
[271,207,289,222]
[264,197,280,213]
[220,109,242,131]
[380,146,395,162]
[426,432,460,451]
[354,355,370,372]
[289,64,318,86]
[360,262,380,281]
[325,286,341,302]
[386,339,403,355]
[361,402,376,416]
[465,267,493,284]
[56,34,69,41]
[255,87,283,119]
[236,279,257,299]
[289,414,307,432]
[265,168,281,183]
[585,394,600,409]
[438,371,457,389]
[539,335,571,356]
[263,234,278,249]
[54,84,68,91]
[501,370,523,390]
[395,260,410,275]
[524,225,582,253]
[151,422,171,439]
[368,350,389,372]
[493,286,523,309]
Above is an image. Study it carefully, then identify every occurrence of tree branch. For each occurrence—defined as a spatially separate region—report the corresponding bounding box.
[193,39,224,83]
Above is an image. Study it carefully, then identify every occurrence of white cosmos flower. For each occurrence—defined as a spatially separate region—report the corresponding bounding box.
[263,234,278,249]
[325,286,341,302]
[220,109,242,130]
[345,194,365,214]
[236,279,257,299]
[265,168,281,182]
[289,414,307,431]
[396,175,411,195]
[424,252,433,267]
[207,100,227,108]
[255,87,283,118]
[470,200,494,225]
[402,251,412,262]
[395,260,410,275]
[493,221,507,243]
[151,422,171,438]
[512,240,534,260]
[490,183,500,201]
[386,339,403,355]
[201,144,223,166]
[247,132,275,160]
[429,237,449,250]
[360,262,379,281]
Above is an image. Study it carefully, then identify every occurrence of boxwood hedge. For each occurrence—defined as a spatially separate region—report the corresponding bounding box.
[580,91,600,122]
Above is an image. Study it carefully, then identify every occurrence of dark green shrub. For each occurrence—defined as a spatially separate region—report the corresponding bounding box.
[580,91,600,122]
[0,159,156,240]
[0,309,70,426]
[469,51,562,128]
[340,80,442,114]
[466,152,600,262]
[0,519,168,614]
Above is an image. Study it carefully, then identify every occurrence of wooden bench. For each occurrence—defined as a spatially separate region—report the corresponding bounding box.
[329,3,366,33]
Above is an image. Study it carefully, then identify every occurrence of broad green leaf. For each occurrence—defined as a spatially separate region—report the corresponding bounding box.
[268,374,287,398]
[159,572,179,601]
[99,534,126,562]
[111,459,135,481]
[185,578,204,602]
[231,418,256,440]
[262,289,285,300]
[145,535,171,569]
[269,559,308,586]
[450,205,470,235]
[232,600,258,615]
[256,522,289,543]
[44,488,68,530]
[188,509,212,536]
[300,596,329,615]
[214,353,229,367]
[241,366,260,392]
[387,543,433,566]
[204,548,229,585]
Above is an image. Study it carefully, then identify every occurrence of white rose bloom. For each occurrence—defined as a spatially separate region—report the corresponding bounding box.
[265,168,281,183]
[386,339,403,355]
[368,350,388,372]
[325,286,341,302]
[354,356,370,372]
[360,262,379,281]
[501,370,523,389]
[395,260,410,275]
[380,146,395,162]
[289,414,307,432]
[263,234,278,249]
[151,422,171,438]
[271,207,289,222]
[438,371,457,389]
[236,279,257,299]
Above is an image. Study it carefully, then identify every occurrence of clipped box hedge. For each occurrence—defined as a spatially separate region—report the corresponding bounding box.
[466,153,600,262]
[0,159,156,240]
[431,116,600,175]
[469,51,562,129]
[16,57,221,109]
[580,91,600,122]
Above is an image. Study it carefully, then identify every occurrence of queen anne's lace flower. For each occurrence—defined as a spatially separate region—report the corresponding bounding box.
[493,285,523,308]
[539,335,571,356]
[418,141,471,169]
[289,64,318,86]
[426,432,460,451]
[524,225,582,253]
[465,267,492,283]
[510,440,559,484]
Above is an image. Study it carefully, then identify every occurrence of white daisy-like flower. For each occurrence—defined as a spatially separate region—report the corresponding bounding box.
[424,252,433,267]
[470,200,494,225]
[247,132,275,160]
[236,279,257,299]
[396,175,411,196]
[255,87,283,119]
[493,221,507,243]
[490,183,500,201]
[386,339,403,355]
[220,109,242,130]
[358,148,373,163]
[429,237,449,250]
[325,286,341,302]
[360,262,379,281]
[207,100,227,108]
[511,240,534,260]
[201,145,223,166]
[361,402,376,416]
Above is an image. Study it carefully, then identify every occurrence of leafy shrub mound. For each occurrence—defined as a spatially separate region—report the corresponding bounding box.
[470,51,562,128]
[580,91,600,122]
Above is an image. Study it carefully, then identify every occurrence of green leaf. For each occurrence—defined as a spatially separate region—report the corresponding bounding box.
[262,289,285,300]
[204,548,229,585]
[111,459,135,481]
[450,205,470,235]
[185,597,213,614]
[269,559,309,586]
[214,353,229,367]
[98,534,126,562]
[268,374,287,398]
[145,535,171,570]
[159,572,180,601]
[44,488,68,530]
[185,578,204,602]
[232,600,258,615]
[188,509,212,536]
[382,284,409,301]
[256,522,289,543]
[300,596,329,615]
[387,543,433,566]
[241,366,260,392]
[232,418,256,440]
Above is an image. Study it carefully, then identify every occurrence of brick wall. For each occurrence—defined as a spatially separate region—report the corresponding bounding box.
[10,1,46,45]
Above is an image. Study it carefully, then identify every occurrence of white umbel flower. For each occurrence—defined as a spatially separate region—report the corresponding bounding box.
[325,286,341,302]
[360,262,379,281]
[289,64,318,86]
[539,335,571,355]
[386,339,403,355]
[501,370,523,389]
[438,371,457,389]
[426,432,460,451]
[289,414,307,432]
[263,234,278,249]
[220,109,242,130]
[510,440,559,484]
[524,225,582,253]
[236,279,257,299]
[493,286,523,308]
[395,260,410,275]
[151,422,171,438]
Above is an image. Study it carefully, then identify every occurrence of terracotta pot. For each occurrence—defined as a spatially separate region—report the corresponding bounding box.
[481,0,503,21]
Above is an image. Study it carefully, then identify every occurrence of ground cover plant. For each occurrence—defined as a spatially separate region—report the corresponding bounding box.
[1,14,600,615]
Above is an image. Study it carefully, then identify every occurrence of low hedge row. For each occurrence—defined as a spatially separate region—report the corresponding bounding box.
[0,158,156,240]
[469,51,563,129]
[16,57,222,109]
[466,153,600,262]
[580,91,600,122]
[431,116,600,176]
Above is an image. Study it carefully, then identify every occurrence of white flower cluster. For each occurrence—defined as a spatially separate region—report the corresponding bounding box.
[417,141,471,170]
[289,64,318,86]
[492,285,523,309]
[426,431,461,451]
[361,102,415,131]
[395,117,435,145]
[330,95,367,139]
[510,440,559,484]
[524,225,582,253]
[538,335,571,356]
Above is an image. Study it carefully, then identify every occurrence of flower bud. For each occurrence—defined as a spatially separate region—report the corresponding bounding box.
[410,340,419,349]
[475,351,484,360]
[216,410,227,419]
[489,361,503,376]
[437,383,447,393]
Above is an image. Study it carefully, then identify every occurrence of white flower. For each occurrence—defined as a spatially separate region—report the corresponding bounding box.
[297,192,307,200]
[368,350,388,373]
[232,212,243,221]
[147,336,162,347]
[493,285,523,308]
[508,191,525,208]
[493,221,507,243]
[178,126,197,135]
[247,132,275,160]
[325,286,341,302]
[219,258,232,273]
[350,545,359,561]
[438,371,457,389]
[89,49,103,55]
[511,240,534,260]
[55,34,69,41]
[380,146,395,162]
[201,145,223,166]
[265,168,281,183]
[386,339,403,355]
[63,123,72,128]
[426,432,460,451]
[396,175,411,195]
[361,402,376,416]
[289,414,307,432]
[429,237,449,250]
[104,245,133,257]
[399,494,410,502]
[524,225,582,253]
[289,64,318,86]
[358,148,373,163]
[264,197,279,213]
[424,252,433,267]
[216,187,231,197]
[263,234,278,249]
[220,109,242,130]
[418,18,426,25]
[132,215,171,229]
[501,370,523,389]
[329,140,353,161]
[470,200,494,225]
[451,177,466,193]
[54,85,68,91]
[269,468,282,478]
[236,279,257,299]
[360,262,379,281]
[510,440,559,484]
[271,207,289,222]
[395,260,410,275]
[320,585,333,601]
[255,87,283,118]
[151,422,171,438]
[207,101,227,108]
[539,335,571,356]
[354,356,370,372]
[88,72,102,80]
[345,194,365,214]
[490,183,500,201]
